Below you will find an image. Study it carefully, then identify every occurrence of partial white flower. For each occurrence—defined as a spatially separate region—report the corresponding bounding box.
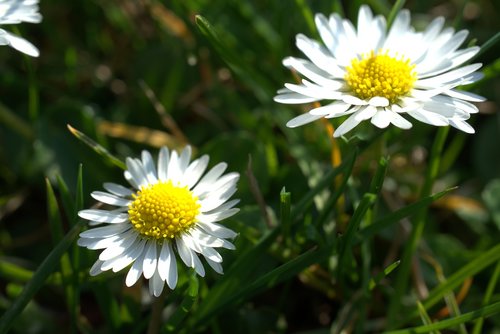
[274,5,485,137]
[78,146,240,297]
[0,0,42,57]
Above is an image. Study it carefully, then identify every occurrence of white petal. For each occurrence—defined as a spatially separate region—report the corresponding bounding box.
[388,110,413,129]
[284,82,342,100]
[274,91,321,104]
[125,251,146,287]
[125,158,149,188]
[78,209,128,224]
[99,232,138,261]
[371,110,392,128]
[204,257,224,274]
[368,97,389,107]
[445,89,486,102]
[79,223,130,238]
[181,233,203,253]
[89,260,105,276]
[91,191,131,207]
[309,101,351,116]
[158,242,177,289]
[196,220,238,239]
[167,150,181,183]
[141,151,158,184]
[353,106,377,122]
[193,162,228,194]
[198,208,239,223]
[286,113,324,128]
[2,31,39,57]
[185,155,210,189]
[342,95,368,106]
[103,183,134,197]
[178,146,192,174]
[333,114,362,138]
[77,234,122,250]
[110,239,146,272]
[189,227,227,248]
[407,110,449,126]
[158,147,170,181]
[416,63,482,87]
[199,246,223,263]
[142,240,158,279]
[191,251,205,277]
[176,238,193,268]
[149,269,165,297]
[315,13,336,55]
[283,57,344,88]
[450,119,475,134]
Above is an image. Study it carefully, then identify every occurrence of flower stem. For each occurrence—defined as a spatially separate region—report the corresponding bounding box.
[387,126,449,326]
[148,289,168,334]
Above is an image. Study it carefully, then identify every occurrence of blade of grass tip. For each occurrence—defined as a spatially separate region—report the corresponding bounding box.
[385,301,500,334]
[417,301,441,334]
[369,260,401,291]
[280,187,292,247]
[164,275,199,333]
[388,127,449,325]
[369,157,389,195]
[56,174,75,222]
[331,0,345,16]
[399,243,500,326]
[472,260,500,334]
[46,179,79,334]
[294,0,316,35]
[0,221,84,333]
[293,150,358,219]
[67,124,126,170]
[337,193,377,279]
[359,187,456,242]
[470,31,500,62]
[386,0,406,29]
[365,0,391,16]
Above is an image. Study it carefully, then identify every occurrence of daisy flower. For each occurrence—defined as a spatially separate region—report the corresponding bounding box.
[274,5,485,137]
[77,146,240,297]
[0,0,42,57]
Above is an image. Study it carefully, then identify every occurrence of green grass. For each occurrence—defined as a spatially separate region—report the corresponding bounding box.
[1,0,499,333]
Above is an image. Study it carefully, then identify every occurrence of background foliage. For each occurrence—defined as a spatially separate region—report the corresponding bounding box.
[0,0,499,333]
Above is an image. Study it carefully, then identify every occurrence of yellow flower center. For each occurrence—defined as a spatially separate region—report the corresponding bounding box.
[345,51,416,104]
[128,181,200,240]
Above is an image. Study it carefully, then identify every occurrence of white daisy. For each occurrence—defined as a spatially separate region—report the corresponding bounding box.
[77,146,240,297]
[0,0,42,57]
[274,5,485,137]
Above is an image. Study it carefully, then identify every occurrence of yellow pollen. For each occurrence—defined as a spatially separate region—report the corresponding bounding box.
[128,181,200,240]
[345,51,416,104]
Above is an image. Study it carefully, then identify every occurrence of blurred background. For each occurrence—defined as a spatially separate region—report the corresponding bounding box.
[0,0,499,333]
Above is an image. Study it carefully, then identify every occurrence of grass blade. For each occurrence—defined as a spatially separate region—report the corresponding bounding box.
[385,301,500,334]
[0,221,83,333]
[67,124,126,170]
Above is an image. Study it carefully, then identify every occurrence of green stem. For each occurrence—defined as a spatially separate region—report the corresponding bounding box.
[384,301,500,334]
[472,260,500,334]
[0,222,83,333]
[387,127,449,325]
[386,0,406,29]
[148,289,168,334]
